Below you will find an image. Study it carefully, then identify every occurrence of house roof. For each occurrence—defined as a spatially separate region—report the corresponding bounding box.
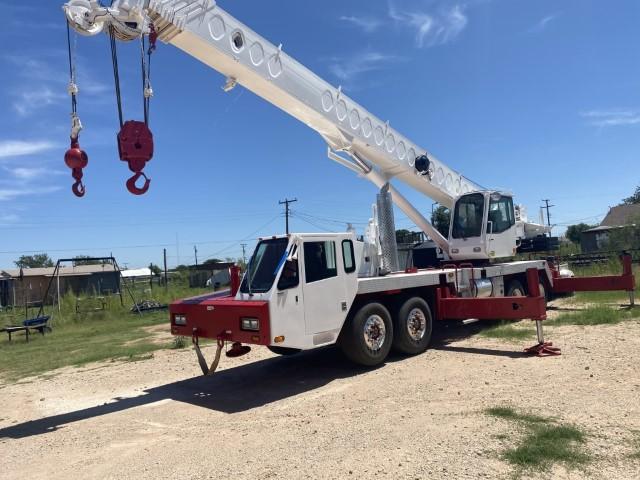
[601,204,640,227]
[583,225,624,233]
[0,264,117,279]
[121,267,153,278]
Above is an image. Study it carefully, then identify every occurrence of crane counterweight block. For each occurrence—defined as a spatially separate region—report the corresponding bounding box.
[117,120,154,195]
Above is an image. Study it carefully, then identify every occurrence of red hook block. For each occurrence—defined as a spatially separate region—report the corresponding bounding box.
[117,120,154,195]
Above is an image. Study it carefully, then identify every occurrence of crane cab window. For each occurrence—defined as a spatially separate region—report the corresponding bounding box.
[487,195,515,234]
[342,240,356,274]
[452,193,485,239]
[304,241,337,283]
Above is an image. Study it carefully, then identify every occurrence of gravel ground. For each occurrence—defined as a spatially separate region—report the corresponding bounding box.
[1,304,639,480]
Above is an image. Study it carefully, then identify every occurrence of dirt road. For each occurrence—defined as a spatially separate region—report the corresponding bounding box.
[1,314,639,479]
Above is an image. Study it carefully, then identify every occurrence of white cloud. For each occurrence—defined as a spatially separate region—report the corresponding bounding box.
[529,13,560,33]
[6,167,64,181]
[2,54,111,117]
[388,2,468,48]
[328,51,405,83]
[0,186,62,202]
[13,87,66,117]
[0,140,57,159]
[581,109,640,127]
[0,213,19,225]
[339,15,382,33]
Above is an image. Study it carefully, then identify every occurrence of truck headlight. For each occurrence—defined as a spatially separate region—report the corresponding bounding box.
[241,317,260,331]
[173,314,187,326]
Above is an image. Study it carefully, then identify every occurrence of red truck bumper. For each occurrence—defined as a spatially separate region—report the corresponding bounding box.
[170,291,271,345]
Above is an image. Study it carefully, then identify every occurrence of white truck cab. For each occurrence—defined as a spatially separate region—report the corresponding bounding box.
[236,233,360,350]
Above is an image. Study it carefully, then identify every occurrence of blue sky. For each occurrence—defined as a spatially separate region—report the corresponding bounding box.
[0,0,638,269]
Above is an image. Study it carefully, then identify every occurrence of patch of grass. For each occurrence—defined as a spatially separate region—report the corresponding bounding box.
[549,305,637,326]
[0,283,210,382]
[171,336,188,349]
[0,311,168,381]
[486,407,550,425]
[486,406,590,474]
[479,322,533,342]
[504,424,588,468]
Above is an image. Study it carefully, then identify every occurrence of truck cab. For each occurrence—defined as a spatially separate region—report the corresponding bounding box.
[171,233,360,351]
[448,191,518,261]
[237,233,360,350]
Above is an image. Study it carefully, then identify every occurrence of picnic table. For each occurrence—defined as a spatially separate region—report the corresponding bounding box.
[1,316,51,342]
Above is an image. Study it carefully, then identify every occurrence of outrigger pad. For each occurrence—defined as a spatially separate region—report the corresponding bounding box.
[524,342,561,357]
[226,342,251,358]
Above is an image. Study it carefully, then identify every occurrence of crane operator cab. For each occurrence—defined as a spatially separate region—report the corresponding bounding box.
[448,191,518,261]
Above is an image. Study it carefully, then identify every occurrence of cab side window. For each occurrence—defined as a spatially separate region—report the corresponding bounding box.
[342,240,356,274]
[304,241,337,283]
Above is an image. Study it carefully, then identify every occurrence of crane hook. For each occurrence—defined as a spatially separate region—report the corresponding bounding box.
[71,167,86,198]
[126,171,151,196]
[65,137,88,197]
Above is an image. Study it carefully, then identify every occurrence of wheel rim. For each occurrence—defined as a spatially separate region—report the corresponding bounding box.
[363,314,386,351]
[511,287,525,297]
[539,283,546,300]
[406,308,427,341]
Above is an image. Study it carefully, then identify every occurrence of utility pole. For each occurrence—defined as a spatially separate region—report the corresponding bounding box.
[241,243,247,265]
[279,198,298,234]
[194,245,199,266]
[541,199,555,237]
[163,248,168,290]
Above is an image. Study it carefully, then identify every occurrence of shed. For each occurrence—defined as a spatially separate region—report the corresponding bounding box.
[0,264,120,307]
[581,204,640,253]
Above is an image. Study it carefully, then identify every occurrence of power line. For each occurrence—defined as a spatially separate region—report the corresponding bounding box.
[293,215,336,233]
[199,214,282,260]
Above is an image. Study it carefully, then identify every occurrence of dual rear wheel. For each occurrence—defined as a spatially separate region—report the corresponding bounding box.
[339,297,433,367]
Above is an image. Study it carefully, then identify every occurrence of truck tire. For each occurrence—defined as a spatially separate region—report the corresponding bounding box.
[340,302,393,367]
[392,297,433,355]
[506,279,526,297]
[267,346,301,356]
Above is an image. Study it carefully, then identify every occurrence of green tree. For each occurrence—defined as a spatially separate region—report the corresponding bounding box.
[395,229,412,244]
[565,223,596,244]
[14,253,54,269]
[623,185,640,205]
[72,255,101,266]
[149,263,162,276]
[431,206,451,238]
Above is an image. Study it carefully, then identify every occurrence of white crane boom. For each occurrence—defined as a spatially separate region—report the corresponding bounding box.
[63,0,486,251]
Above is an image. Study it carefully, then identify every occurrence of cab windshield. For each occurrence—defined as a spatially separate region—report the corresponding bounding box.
[452,193,485,239]
[240,238,289,294]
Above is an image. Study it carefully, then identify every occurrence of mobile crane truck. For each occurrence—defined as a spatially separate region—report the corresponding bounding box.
[62,0,635,374]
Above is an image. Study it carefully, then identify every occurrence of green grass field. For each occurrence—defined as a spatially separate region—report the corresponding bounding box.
[549,305,638,326]
[0,283,209,383]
